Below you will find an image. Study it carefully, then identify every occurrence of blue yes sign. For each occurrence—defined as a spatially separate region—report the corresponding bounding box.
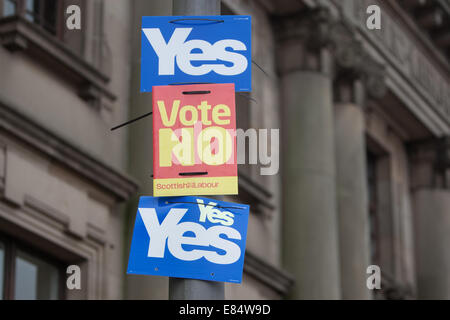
[127,196,250,283]
[140,15,251,92]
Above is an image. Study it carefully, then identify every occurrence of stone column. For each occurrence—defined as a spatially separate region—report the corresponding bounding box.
[277,10,388,299]
[331,20,386,299]
[410,137,450,299]
[334,79,371,299]
[277,9,341,299]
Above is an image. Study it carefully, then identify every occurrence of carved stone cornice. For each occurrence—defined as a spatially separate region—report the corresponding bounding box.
[276,7,387,100]
[275,7,331,50]
[329,17,387,101]
[275,8,334,74]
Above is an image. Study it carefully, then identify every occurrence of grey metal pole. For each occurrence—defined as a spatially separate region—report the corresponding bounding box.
[169,0,224,300]
[172,0,220,16]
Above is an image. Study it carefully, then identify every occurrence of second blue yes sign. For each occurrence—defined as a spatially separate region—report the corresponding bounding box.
[140,15,252,92]
[127,196,250,283]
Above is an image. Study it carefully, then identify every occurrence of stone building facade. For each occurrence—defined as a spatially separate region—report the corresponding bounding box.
[0,0,449,300]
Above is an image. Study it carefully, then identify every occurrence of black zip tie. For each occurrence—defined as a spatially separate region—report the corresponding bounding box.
[169,18,224,25]
[237,92,258,104]
[150,172,207,177]
[169,82,213,86]
[110,111,152,131]
[179,172,208,176]
[182,90,211,95]
[252,60,270,78]
[164,201,245,210]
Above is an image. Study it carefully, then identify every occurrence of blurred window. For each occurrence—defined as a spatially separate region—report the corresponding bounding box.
[0,235,64,300]
[367,151,379,265]
[366,146,407,299]
[24,0,60,37]
[3,0,16,16]
[14,250,60,300]
[1,0,87,59]
[2,0,66,39]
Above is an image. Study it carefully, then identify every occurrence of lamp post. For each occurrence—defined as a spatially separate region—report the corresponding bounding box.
[168,0,225,300]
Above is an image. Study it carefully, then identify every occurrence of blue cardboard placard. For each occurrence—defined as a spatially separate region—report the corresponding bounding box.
[127,196,250,283]
[140,15,251,92]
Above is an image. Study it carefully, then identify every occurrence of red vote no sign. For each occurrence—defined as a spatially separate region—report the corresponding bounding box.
[152,83,238,196]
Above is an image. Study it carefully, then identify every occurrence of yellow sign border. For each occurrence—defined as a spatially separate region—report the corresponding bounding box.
[154,176,238,197]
